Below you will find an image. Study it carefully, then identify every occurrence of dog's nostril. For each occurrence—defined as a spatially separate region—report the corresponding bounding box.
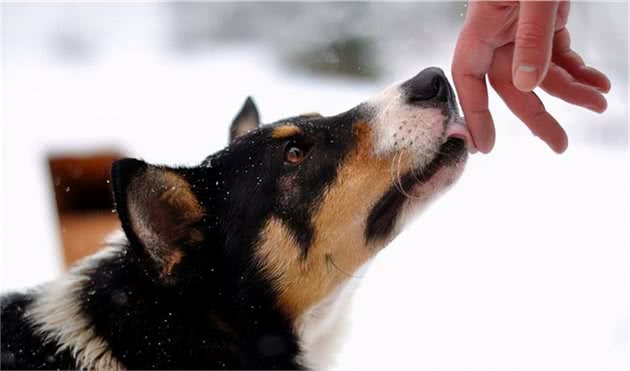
[433,76,449,102]
[403,67,451,103]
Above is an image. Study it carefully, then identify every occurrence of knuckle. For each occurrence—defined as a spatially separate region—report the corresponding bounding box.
[530,110,547,120]
[451,63,483,80]
[553,28,571,53]
[516,22,548,49]
[471,108,492,120]
[556,2,571,28]
[489,1,519,11]
[451,59,465,74]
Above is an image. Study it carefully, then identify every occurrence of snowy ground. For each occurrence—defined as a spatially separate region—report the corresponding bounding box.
[1,3,628,370]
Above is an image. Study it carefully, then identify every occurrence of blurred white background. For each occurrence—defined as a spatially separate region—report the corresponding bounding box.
[1,2,628,370]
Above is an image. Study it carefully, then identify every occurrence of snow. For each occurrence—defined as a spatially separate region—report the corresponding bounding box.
[339,139,629,371]
[1,3,628,370]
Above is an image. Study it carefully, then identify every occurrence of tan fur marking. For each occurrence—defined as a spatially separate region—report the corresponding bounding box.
[271,124,301,139]
[256,123,413,320]
[162,249,184,277]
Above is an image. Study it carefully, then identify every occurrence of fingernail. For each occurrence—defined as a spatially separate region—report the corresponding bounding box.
[514,65,538,92]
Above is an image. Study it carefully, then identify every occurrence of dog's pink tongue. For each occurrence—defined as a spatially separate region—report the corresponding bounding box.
[447,116,478,154]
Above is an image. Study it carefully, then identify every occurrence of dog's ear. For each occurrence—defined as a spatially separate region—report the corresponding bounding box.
[229,96,260,142]
[111,159,205,280]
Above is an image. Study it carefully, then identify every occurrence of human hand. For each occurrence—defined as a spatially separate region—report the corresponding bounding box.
[452,1,611,153]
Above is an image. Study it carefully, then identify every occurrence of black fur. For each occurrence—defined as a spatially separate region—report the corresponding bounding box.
[1,293,76,369]
[1,101,367,370]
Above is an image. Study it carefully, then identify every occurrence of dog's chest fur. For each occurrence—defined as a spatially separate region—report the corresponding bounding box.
[296,264,367,370]
[1,247,358,370]
[1,245,305,370]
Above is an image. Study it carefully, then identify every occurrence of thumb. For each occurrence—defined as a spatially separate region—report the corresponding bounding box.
[512,1,559,92]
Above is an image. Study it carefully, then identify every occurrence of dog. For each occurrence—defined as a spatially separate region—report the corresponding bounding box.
[1,67,473,370]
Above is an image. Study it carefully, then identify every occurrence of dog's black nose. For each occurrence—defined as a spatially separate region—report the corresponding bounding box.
[403,67,452,103]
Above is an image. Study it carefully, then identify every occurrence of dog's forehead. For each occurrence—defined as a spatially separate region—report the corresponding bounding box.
[243,115,336,145]
[201,110,358,168]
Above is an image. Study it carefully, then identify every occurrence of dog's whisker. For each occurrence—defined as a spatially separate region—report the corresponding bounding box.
[395,148,424,200]
[325,254,364,280]
[389,150,406,196]
[392,151,410,198]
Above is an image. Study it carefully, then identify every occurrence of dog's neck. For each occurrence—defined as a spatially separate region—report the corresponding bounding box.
[295,262,369,370]
[294,277,358,370]
[26,240,363,370]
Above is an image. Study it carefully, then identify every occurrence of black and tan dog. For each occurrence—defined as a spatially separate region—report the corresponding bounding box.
[1,68,473,370]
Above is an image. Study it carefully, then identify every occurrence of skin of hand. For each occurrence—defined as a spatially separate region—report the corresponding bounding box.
[452,1,611,153]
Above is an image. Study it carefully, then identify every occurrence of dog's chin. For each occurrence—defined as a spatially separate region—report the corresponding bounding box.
[402,136,468,210]
[366,136,468,244]
[403,135,468,209]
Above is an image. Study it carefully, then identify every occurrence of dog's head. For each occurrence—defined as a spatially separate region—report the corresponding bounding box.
[111,68,472,320]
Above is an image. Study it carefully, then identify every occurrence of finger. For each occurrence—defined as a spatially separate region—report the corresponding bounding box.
[512,1,559,92]
[552,28,612,93]
[490,77,568,153]
[452,33,496,153]
[555,1,571,30]
[541,63,608,113]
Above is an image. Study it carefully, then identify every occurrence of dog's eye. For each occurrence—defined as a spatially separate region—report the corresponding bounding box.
[284,145,306,165]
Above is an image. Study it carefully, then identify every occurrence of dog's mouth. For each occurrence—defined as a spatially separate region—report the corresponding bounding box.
[445,115,476,154]
[365,116,471,241]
